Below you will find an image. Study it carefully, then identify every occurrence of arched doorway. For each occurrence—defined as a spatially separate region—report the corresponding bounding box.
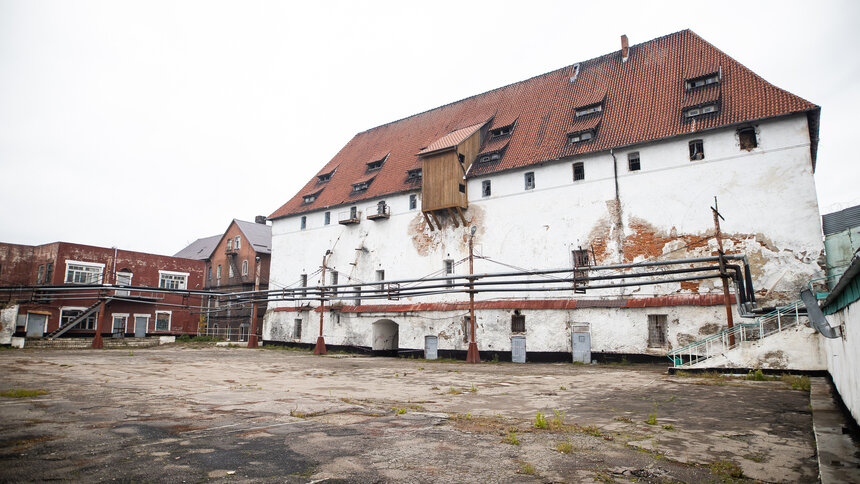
[372,319,399,356]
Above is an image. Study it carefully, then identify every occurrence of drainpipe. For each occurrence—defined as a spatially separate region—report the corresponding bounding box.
[609,149,625,273]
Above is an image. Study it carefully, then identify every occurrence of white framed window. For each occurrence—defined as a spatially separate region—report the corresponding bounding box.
[112,313,128,334]
[227,238,233,251]
[60,307,98,330]
[158,270,189,290]
[242,260,249,276]
[64,260,105,284]
[116,271,133,296]
[524,172,535,190]
[445,259,455,287]
[234,236,241,249]
[229,264,234,278]
[409,194,418,210]
[155,311,171,332]
[217,265,222,280]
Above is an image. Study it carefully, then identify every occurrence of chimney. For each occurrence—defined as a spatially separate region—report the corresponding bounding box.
[255,215,267,224]
[621,34,629,63]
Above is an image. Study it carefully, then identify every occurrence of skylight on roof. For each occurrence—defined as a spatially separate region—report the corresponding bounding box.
[478,151,502,163]
[405,168,422,182]
[490,124,514,138]
[575,103,603,118]
[685,72,720,90]
[366,154,388,172]
[567,129,596,144]
[302,190,322,204]
[352,179,373,193]
[684,104,718,118]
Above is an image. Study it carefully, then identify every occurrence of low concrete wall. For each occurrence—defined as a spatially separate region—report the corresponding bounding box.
[0,305,17,345]
[689,324,825,371]
[823,300,860,424]
[22,337,164,350]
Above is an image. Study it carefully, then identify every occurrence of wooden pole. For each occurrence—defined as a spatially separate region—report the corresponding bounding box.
[712,197,735,346]
[313,252,329,355]
[466,227,480,363]
[247,258,261,348]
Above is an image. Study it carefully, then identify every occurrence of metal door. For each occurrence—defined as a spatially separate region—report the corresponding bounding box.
[134,316,147,338]
[572,330,591,363]
[425,335,438,360]
[511,336,526,363]
[26,314,46,337]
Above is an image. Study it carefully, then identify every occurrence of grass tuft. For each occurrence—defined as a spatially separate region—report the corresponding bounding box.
[556,441,573,453]
[1,389,48,398]
[534,410,548,429]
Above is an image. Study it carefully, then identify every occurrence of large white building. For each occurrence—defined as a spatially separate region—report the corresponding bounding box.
[263,30,824,364]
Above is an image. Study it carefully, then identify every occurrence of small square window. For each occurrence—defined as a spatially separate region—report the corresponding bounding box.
[628,152,640,171]
[573,162,585,181]
[689,139,704,161]
[738,127,757,151]
[300,216,307,230]
[648,314,667,347]
[524,172,535,190]
[324,212,331,225]
[409,194,417,210]
[511,312,525,333]
[482,180,491,197]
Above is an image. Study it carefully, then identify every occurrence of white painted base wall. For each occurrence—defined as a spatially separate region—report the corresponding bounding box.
[0,305,17,345]
[688,324,825,371]
[823,302,860,424]
[265,304,741,358]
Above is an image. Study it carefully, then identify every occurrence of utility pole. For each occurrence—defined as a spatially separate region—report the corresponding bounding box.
[466,225,480,363]
[712,197,735,346]
[247,256,262,348]
[91,292,107,349]
[313,250,331,355]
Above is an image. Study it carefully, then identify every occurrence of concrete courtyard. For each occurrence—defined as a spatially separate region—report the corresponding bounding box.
[0,344,822,483]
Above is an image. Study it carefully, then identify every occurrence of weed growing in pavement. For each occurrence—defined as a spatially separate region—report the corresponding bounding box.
[0,389,48,398]
[781,374,811,391]
[446,386,463,395]
[556,441,573,454]
[518,462,536,475]
[469,384,478,393]
[613,416,634,423]
[503,431,520,446]
[550,409,565,429]
[559,385,567,390]
[645,403,658,425]
[662,424,675,431]
[708,459,744,479]
[396,408,406,415]
[534,410,548,429]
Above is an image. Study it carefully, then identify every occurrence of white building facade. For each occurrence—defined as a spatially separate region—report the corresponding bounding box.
[264,31,824,363]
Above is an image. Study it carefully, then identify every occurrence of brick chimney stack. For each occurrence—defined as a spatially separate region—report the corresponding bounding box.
[621,34,629,63]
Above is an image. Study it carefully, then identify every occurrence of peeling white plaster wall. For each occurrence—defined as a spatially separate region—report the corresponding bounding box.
[0,305,17,345]
[823,304,860,423]
[265,114,824,358]
[688,324,824,371]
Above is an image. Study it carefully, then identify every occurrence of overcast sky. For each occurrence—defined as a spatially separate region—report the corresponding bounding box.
[1,0,858,256]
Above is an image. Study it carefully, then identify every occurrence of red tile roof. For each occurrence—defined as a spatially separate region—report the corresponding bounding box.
[270,30,818,220]
[417,121,487,155]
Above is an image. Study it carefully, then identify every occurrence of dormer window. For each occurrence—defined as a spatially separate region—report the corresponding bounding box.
[302,190,322,205]
[405,168,422,182]
[574,103,603,118]
[567,129,595,144]
[684,104,718,118]
[490,123,514,138]
[366,155,388,172]
[478,151,502,163]
[352,180,371,193]
[685,72,720,90]
[317,168,335,183]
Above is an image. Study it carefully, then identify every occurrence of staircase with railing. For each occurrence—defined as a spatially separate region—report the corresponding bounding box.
[44,300,107,340]
[668,300,807,368]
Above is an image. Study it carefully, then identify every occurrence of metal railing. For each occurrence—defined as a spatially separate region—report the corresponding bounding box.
[667,300,805,368]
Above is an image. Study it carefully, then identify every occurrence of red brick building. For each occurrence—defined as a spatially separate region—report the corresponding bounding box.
[0,241,205,339]
[175,218,271,341]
